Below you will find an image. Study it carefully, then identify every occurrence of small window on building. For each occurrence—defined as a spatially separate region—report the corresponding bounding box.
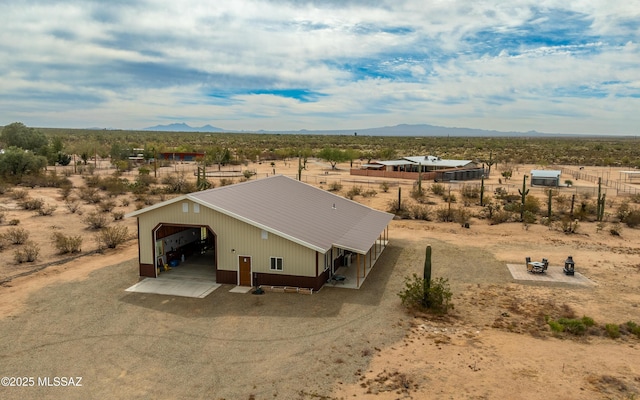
[261,230,268,240]
[182,202,189,213]
[193,203,200,213]
[270,257,283,271]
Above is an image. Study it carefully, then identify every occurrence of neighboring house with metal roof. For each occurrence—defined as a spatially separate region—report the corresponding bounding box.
[530,170,561,186]
[353,155,482,181]
[125,175,393,291]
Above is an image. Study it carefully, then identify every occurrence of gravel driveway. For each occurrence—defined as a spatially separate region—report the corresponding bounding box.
[0,237,509,400]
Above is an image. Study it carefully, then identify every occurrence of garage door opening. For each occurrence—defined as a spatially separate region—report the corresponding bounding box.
[153,224,217,281]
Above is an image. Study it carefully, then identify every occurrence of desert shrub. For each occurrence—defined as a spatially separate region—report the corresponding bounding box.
[387,199,409,218]
[37,204,57,216]
[59,183,73,200]
[14,240,40,263]
[559,218,580,234]
[503,202,520,213]
[609,223,622,236]
[113,211,125,221]
[101,176,129,196]
[135,172,156,187]
[0,234,8,251]
[345,186,362,199]
[574,201,597,221]
[97,225,130,249]
[83,211,109,229]
[624,321,640,338]
[631,194,640,204]
[409,204,431,221]
[411,185,425,200]
[10,189,29,200]
[454,207,472,226]
[65,200,81,214]
[430,183,445,196]
[78,187,103,204]
[490,210,513,225]
[0,211,5,224]
[559,318,587,335]
[6,227,29,244]
[120,198,130,207]
[460,184,480,199]
[522,210,537,224]
[548,319,564,333]
[379,181,389,193]
[524,195,541,214]
[98,199,117,213]
[219,178,234,187]
[162,174,195,193]
[398,273,453,314]
[605,323,621,339]
[84,175,102,188]
[622,209,640,228]
[20,197,44,211]
[327,181,342,192]
[435,206,455,222]
[9,219,20,226]
[21,172,70,188]
[581,316,596,327]
[442,192,456,203]
[361,189,377,198]
[52,232,82,254]
[242,170,256,180]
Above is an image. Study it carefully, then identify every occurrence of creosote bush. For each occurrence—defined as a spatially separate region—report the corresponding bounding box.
[430,183,445,196]
[37,204,57,216]
[97,225,130,249]
[345,185,362,199]
[52,232,82,254]
[398,273,453,314]
[327,182,342,192]
[10,189,29,200]
[6,227,29,244]
[14,240,40,263]
[98,199,117,213]
[20,197,44,211]
[83,211,109,229]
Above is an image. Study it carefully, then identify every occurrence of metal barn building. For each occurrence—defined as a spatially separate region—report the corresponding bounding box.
[530,170,562,186]
[126,175,393,291]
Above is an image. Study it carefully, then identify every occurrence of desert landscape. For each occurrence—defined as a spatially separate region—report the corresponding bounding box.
[0,157,639,399]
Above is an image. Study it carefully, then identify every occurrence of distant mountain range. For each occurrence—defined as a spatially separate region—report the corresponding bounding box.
[143,123,225,132]
[142,122,553,137]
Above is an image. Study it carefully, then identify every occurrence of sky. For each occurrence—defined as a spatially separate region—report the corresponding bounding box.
[1,1,639,135]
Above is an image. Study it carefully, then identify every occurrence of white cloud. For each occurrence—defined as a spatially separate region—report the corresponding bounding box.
[0,0,639,134]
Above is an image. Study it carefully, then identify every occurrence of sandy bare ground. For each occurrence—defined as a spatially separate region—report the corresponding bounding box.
[0,159,639,399]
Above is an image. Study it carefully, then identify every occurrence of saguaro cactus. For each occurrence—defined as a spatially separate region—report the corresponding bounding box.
[596,178,606,222]
[397,186,402,213]
[547,189,553,219]
[422,245,432,307]
[480,175,485,206]
[519,175,529,222]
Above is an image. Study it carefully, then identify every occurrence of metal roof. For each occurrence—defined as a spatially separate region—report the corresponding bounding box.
[402,156,474,167]
[127,175,393,254]
[530,170,561,178]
